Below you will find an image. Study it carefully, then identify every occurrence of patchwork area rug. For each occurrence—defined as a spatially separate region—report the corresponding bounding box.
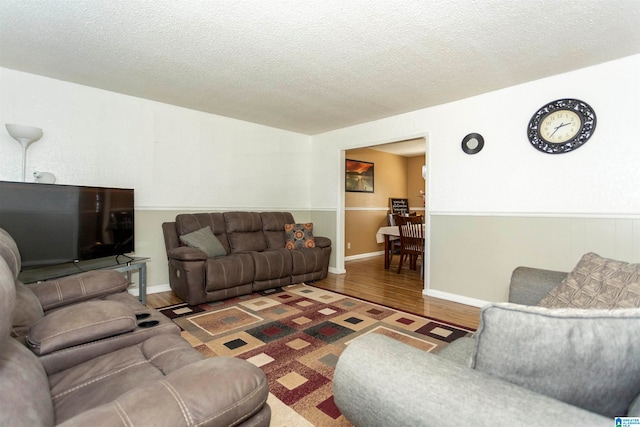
[160,284,475,426]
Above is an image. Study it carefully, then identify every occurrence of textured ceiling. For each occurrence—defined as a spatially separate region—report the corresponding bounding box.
[1,1,639,135]
[370,138,426,157]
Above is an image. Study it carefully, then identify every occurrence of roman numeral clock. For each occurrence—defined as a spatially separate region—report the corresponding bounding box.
[527,98,597,154]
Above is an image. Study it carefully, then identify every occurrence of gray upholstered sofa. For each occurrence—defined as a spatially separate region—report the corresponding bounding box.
[0,227,271,426]
[334,255,640,426]
[162,211,331,305]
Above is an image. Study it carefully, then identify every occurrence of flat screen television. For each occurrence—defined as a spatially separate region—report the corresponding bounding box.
[0,181,134,269]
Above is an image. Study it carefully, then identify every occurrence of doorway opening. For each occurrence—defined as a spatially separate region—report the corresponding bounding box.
[339,135,429,289]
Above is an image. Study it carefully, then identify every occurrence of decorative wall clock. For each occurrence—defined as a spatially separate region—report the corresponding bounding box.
[527,98,596,154]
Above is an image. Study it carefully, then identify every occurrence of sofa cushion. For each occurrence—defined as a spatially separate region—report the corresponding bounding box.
[538,252,640,309]
[179,226,227,258]
[204,254,255,292]
[285,223,316,249]
[251,249,293,282]
[49,333,205,423]
[175,212,225,235]
[470,302,640,418]
[224,212,268,253]
[261,212,295,248]
[291,246,325,284]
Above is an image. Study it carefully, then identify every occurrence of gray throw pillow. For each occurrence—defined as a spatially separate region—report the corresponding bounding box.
[470,303,640,418]
[179,226,227,258]
[538,252,640,309]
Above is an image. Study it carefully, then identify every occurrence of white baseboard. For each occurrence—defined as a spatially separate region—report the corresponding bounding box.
[328,266,346,274]
[134,272,490,310]
[423,289,489,308]
[130,276,490,310]
[344,251,384,262]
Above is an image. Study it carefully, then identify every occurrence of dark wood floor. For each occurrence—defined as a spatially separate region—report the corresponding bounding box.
[146,254,481,330]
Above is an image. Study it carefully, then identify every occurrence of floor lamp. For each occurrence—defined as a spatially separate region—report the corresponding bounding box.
[5,123,43,182]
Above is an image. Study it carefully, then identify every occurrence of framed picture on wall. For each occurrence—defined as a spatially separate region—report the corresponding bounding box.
[345,159,374,193]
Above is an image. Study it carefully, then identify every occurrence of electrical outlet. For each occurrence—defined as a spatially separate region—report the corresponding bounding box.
[347,242,351,249]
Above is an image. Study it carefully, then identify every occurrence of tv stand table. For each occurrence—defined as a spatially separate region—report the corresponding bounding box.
[18,256,150,304]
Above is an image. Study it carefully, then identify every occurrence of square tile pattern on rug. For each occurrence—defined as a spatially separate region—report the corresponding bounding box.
[160,284,474,426]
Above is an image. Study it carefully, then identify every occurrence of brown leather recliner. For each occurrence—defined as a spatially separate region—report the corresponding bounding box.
[0,228,179,375]
[163,211,332,305]
[0,239,270,425]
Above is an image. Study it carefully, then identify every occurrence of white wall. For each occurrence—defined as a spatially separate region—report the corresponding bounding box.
[311,54,640,303]
[0,68,311,209]
[312,54,640,214]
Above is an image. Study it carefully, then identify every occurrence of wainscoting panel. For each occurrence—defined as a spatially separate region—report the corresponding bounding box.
[309,210,338,269]
[429,215,640,303]
[345,209,389,257]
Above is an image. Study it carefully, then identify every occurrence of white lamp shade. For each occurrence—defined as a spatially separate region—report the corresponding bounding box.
[6,123,43,143]
[6,123,45,182]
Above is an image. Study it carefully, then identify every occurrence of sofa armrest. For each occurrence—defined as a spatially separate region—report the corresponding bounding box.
[314,236,331,249]
[334,334,609,427]
[167,246,208,261]
[508,266,567,305]
[27,300,136,356]
[58,357,270,427]
[27,270,130,312]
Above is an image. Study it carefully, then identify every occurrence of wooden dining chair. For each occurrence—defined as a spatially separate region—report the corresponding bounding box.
[396,215,424,274]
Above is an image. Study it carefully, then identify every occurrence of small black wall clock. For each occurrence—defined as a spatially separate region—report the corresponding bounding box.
[461,133,484,154]
[527,98,596,154]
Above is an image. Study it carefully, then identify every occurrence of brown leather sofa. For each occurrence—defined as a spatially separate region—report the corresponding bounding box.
[0,228,270,426]
[163,211,332,305]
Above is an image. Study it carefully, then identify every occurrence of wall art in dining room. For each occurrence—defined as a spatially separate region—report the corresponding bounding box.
[345,159,374,193]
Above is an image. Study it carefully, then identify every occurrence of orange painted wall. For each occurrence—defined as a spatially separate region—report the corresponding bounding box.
[345,147,425,257]
[408,156,426,209]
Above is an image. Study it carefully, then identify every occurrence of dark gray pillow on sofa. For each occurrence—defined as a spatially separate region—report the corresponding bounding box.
[470,303,640,418]
[179,226,227,258]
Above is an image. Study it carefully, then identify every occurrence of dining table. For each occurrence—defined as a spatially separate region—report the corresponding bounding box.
[375,226,402,269]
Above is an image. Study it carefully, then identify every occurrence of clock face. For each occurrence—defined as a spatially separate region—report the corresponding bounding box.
[527,99,596,154]
[539,110,581,143]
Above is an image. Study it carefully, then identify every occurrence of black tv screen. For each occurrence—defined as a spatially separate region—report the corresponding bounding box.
[0,181,134,269]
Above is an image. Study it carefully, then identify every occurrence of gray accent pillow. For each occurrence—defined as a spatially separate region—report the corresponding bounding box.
[179,226,227,258]
[538,252,640,309]
[471,303,640,418]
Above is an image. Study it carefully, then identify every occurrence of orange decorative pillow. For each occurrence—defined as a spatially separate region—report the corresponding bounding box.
[284,223,315,249]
